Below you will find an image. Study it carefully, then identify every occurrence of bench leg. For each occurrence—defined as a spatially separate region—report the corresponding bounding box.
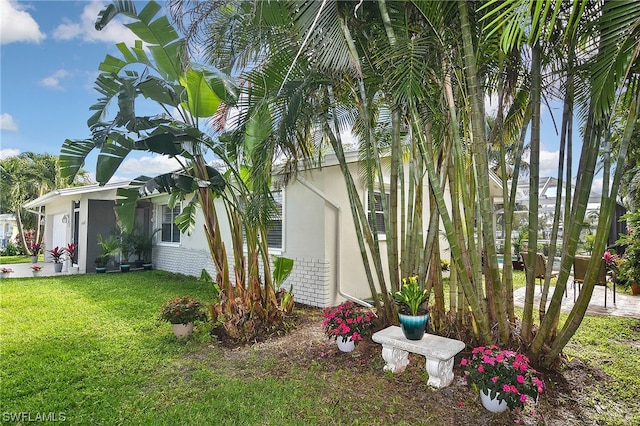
[425,356,455,388]
[381,345,409,373]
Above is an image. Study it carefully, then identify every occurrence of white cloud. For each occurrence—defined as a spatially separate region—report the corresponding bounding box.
[52,1,138,46]
[119,155,183,177]
[539,148,560,177]
[522,146,560,178]
[0,113,18,131]
[39,69,71,90]
[0,0,46,45]
[484,93,500,117]
[591,177,603,196]
[0,148,20,159]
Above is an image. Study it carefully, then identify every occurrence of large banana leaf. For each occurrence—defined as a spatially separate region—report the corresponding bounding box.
[115,167,225,232]
[180,68,222,118]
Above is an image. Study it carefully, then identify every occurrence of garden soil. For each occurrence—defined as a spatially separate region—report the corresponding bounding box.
[208,306,632,425]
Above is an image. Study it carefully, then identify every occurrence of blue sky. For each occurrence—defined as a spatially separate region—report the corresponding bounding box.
[0,0,181,182]
[1,0,577,188]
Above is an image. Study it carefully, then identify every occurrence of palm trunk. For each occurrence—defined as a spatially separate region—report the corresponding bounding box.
[458,0,509,343]
[521,42,542,341]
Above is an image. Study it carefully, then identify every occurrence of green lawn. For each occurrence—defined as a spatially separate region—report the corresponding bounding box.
[1,271,638,425]
[0,254,43,264]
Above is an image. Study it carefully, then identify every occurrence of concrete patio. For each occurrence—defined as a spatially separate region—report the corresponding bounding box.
[512,284,640,319]
[0,262,78,278]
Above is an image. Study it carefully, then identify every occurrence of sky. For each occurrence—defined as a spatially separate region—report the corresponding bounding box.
[0,0,581,189]
[0,0,182,182]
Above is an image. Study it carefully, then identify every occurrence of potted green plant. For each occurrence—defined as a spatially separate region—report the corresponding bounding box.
[119,231,135,272]
[322,301,376,352]
[461,345,544,412]
[393,275,430,340]
[133,228,159,270]
[48,246,65,273]
[158,295,208,338]
[95,234,119,273]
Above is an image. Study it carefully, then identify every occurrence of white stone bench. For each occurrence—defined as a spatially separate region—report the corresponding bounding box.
[371,326,465,388]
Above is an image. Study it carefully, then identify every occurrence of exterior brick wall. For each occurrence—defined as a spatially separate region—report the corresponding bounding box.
[153,246,332,308]
[153,245,217,278]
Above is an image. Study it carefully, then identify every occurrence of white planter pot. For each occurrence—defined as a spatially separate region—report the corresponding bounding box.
[32,271,41,277]
[480,389,508,413]
[68,266,79,275]
[337,336,355,353]
[172,322,194,338]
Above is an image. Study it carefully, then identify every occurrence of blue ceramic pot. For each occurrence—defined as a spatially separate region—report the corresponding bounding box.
[398,312,429,340]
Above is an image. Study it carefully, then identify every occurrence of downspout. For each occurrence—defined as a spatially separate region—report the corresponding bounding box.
[296,176,373,308]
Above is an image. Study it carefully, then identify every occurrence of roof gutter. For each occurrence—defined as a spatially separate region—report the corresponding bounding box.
[296,175,373,308]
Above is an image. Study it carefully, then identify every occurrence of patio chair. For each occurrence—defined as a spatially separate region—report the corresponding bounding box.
[572,255,615,307]
[520,252,562,295]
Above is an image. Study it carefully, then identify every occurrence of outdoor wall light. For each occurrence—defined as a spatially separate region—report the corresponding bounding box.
[62,214,69,224]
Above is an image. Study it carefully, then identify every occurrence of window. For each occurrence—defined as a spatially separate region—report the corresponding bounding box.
[367,191,388,235]
[266,191,283,249]
[161,205,181,243]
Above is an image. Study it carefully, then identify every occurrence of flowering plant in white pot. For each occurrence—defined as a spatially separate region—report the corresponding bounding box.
[322,301,376,345]
[461,345,544,410]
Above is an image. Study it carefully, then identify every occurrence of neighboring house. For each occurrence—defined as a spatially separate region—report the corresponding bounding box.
[24,153,503,308]
[0,214,18,249]
[494,176,626,251]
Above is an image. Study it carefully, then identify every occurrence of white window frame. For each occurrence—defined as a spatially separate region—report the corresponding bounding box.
[158,203,181,245]
[266,190,284,253]
[366,190,389,237]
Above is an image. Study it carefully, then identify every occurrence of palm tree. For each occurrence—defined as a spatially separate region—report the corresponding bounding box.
[169,0,640,365]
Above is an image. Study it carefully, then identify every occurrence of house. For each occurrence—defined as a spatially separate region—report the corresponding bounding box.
[23,181,135,271]
[494,176,627,254]
[24,153,503,307]
[0,214,18,250]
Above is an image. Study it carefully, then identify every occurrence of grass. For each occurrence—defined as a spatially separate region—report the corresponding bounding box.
[0,254,43,264]
[1,271,639,424]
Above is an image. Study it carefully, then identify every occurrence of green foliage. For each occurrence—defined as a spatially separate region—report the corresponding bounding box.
[393,276,429,316]
[512,226,528,259]
[617,210,640,284]
[272,256,293,289]
[95,234,119,267]
[1,241,20,257]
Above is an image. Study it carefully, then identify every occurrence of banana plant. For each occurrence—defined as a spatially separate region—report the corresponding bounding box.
[60,0,293,341]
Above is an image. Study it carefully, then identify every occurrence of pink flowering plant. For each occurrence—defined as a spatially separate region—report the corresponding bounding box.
[31,265,43,271]
[602,250,619,273]
[461,345,544,410]
[323,301,376,344]
[158,295,208,325]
